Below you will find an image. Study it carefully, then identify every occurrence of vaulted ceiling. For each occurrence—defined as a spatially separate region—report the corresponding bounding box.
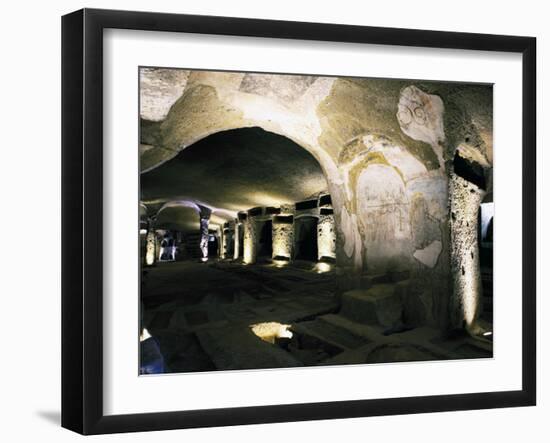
[140,127,328,232]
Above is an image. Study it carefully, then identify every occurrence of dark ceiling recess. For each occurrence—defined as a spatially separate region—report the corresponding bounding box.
[266,206,281,215]
[319,194,332,206]
[295,199,318,211]
[453,150,486,190]
[248,207,263,216]
[274,215,294,224]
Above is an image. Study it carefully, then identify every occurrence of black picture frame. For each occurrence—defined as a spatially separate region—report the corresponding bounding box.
[61,8,537,435]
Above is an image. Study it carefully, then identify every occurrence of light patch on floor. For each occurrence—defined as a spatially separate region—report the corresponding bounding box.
[250,322,293,344]
[314,262,332,273]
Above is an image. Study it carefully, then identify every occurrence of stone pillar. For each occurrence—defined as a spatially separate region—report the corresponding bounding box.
[234,222,241,260]
[220,228,227,259]
[317,212,337,261]
[216,227,222,258]
[145,229,156,266]
[221,224,234,259]
[272,215,293,260]
[199,217,209,261]
[198,208,211,262]
[449,146,489,331]
[243,218,257,264]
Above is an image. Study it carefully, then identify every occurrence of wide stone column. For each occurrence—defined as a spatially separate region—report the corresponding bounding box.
[145,228,156,266]
[317,211,336,261]
[449,146,490,331]
[198,207,212,262]
[233,222,241,260]
[272,215,294,261]
[243,218,257,264]
[221,226,228,259]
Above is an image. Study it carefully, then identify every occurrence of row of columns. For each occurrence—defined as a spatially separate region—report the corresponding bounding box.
[143,206,215,266]
[219,211,336,265]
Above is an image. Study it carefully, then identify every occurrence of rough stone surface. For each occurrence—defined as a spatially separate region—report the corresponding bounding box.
[317,214,336,260]
[272,221,293,260]
[400,282,430,327]
[141,260,492,373]
[413,240,443,268]
[199,216,210,260]
[197,326,303,370]
[243,218,257,264]
[449,172,485,328]
[140,68,190,121]
[239,73,317,104]
[340,285,403,327]
[356,164,412,273]
[221,226,234,259]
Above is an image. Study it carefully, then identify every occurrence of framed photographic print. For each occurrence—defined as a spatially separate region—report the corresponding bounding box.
[61,8,536,435]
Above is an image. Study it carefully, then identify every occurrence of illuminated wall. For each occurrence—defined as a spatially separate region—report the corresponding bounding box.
[317,214,336,261]
[355,164,412,273]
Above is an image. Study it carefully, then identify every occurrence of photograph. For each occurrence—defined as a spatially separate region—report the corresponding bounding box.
[0,0,543,439]
[138,68,494,374]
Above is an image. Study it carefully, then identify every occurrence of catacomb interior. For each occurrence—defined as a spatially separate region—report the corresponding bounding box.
[139,68,494,374]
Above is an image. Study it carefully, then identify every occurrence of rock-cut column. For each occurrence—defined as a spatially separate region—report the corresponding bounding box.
[220,227,228,259]
[317,212,337,261]
[233,222,241,260]
[243,218,257,264]
[145,229,156,266]
[198,207,212,262]
[449,146,490,332]
[272,215,294,260]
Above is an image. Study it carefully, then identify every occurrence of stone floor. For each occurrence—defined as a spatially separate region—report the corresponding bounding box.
[140,260,493,374]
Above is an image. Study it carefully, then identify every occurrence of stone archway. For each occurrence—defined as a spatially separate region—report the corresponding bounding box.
[256,219,273,259]
[140,71,354,265]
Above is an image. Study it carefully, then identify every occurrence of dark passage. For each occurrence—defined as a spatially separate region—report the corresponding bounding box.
[207,234,219,258]
[238,226,244,258]
[295,216,318,261]
[257,220,273,258]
